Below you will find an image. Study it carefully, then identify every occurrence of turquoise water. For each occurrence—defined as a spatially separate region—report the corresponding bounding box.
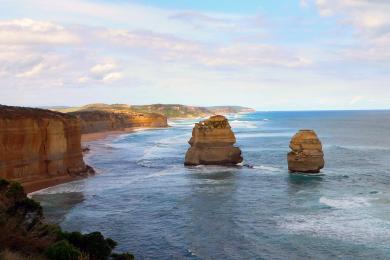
[33,111,390,259]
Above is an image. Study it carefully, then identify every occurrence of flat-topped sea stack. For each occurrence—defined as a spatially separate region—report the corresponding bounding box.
[0,105,93,192]
[287,130,325,173]
[184,115,243,166]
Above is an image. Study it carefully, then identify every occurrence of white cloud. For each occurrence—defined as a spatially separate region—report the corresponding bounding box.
[17,62,44,77]
[311,0,390,62]
[0,19,80,45]
[84,62,123,83]
[102,72,123,83]
[90,63,117,75]
[100,29,309,68]
[0,0,388,109]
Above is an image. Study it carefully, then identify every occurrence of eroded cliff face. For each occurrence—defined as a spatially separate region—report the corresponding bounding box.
[0,105,93,192]
[287,129,325,173]
[70,110,168,134]
[184,115,243,166]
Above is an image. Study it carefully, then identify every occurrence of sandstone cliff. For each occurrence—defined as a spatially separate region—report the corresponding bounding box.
[70,110,168,134]
[287,129,325,173]
[185,115,243,166]
[0,105,93,192]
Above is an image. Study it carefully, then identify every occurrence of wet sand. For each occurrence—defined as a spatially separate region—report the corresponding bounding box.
[81,128,135,142]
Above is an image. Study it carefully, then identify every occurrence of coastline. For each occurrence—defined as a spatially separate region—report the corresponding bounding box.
[25,114,250,194]
[28,126,168,194]
[81,128,136,142]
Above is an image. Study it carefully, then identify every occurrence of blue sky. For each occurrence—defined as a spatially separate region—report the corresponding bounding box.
[0,0,389,110]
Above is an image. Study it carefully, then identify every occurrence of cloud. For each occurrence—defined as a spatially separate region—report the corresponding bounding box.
[169,11,263,33]
[17,62,44,77]
[0,0,389,109]
[315,0,390,29]
[0,19,80,45]
[102,72,122,83]
[312,0,390,62]
[90,63,117,75]
[87,62,123,83]
[100,28,309,68]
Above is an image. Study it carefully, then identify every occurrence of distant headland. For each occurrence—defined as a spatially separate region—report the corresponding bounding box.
[47,103,255,119]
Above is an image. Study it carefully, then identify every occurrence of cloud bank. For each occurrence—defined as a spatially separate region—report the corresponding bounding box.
[0,0,389,109]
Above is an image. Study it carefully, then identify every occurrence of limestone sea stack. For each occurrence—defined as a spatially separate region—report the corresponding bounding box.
[0,105,93,192]
[184,115,243,166]
[287,130,325,173]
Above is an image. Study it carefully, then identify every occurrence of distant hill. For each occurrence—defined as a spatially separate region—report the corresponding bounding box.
[206,106,255,114]
[130,104,211,118]
[50,103,255,118]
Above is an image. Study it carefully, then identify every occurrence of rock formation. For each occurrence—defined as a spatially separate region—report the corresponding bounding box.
[70,110,168,134]
[287,130,325,173]
[0,105,93,192]
[184,115,243,166]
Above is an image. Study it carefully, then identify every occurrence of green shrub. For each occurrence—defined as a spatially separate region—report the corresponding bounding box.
[5,182,25,200]
[0,179,10,190]
[111,252,135,260]
[7,198,43,218]
[38,224,62,238]
[62,231,117,260]
[19,198,42,212]
[44,240,81,260]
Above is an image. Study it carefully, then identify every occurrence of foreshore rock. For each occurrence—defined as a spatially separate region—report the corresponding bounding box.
[70,110,168,134]
[0,105,94,192]
[287,130,325,173]
[184,115,243,166]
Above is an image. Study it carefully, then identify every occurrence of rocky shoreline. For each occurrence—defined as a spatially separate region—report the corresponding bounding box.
[1,104,326,194]
[0,105,169,193]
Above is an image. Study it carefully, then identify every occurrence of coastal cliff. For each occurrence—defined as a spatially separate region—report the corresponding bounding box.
[0,105,93,192]
[185,115,243,165]
[70,110,168,134]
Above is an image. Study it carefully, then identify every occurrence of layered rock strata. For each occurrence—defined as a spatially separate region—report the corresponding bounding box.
[70,110,168,134]
[0,105,93,192]
[184,115,243,166]
[287,129,325,173]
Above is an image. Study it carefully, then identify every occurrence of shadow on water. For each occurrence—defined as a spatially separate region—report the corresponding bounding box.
[32,192,85,224]
[287,173,324,194]
[182,167,243,259]
[188,170,238,181]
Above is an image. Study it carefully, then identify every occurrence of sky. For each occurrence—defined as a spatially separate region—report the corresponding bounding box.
[0,0,389,110]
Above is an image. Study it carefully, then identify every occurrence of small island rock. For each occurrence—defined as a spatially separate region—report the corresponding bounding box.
[287,130,325,173]
[184,115,243,166]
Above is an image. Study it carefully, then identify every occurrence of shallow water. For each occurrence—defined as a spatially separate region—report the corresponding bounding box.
[33,111,390,259]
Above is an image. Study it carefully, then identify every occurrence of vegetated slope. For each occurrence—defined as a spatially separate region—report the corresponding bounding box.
[52,103,255,118]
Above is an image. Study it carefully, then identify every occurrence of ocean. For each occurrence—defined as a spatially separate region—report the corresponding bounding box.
[32,111,390,259]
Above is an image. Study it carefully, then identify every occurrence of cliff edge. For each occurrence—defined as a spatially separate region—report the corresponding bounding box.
[70,109,168,134]
[0,105,93,192]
